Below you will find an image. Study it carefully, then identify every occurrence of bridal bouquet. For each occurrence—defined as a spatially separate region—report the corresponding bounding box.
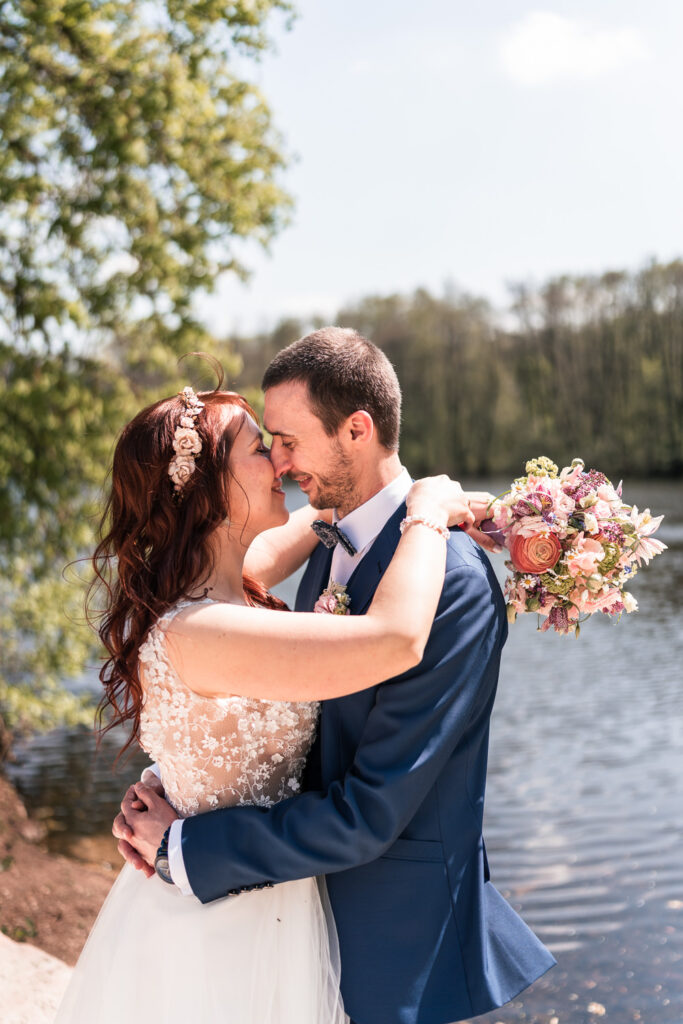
[483,457,666,636]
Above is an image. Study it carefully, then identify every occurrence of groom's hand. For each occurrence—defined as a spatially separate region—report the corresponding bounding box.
[113,783,179,874]
[425,484,500,553]
[462,491,496,522]
[460,491,502,553]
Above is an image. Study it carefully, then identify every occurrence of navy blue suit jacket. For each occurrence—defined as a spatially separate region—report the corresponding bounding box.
[181,504,555,1024]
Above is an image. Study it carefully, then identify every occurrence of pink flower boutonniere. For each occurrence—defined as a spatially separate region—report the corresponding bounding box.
[314,581,351,615]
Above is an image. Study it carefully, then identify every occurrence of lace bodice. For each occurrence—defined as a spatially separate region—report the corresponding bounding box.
[138,599,320,818]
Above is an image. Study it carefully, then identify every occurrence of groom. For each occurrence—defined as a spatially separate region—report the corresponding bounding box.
[117,327,555,1024]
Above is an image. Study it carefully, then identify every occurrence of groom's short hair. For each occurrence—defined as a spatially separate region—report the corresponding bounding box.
[261,327,401,451]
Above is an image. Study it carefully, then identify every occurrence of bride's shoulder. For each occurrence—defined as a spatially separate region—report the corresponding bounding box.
[158,594,236,631]
[155,596,286,648]
[138,597,218,664]
[139,597,256,685]
[138,599,225,699]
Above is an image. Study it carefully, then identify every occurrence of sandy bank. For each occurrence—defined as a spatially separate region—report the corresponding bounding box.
[0,930,72,1023]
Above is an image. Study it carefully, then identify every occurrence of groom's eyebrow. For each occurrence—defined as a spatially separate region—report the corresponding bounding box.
[263,424,294,438]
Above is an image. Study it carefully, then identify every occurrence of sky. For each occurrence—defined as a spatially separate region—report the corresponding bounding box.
[198,0,683,335]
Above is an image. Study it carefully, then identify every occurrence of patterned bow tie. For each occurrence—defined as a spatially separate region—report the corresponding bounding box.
[311,520,358,556]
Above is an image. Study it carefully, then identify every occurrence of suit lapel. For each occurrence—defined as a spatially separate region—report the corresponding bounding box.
[294,542,332,789]
[295,542,333,612]
[345,502,407,615]
[295,502,406,788]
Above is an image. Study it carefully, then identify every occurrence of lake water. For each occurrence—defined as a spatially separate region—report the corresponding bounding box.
[6,478,683,1023]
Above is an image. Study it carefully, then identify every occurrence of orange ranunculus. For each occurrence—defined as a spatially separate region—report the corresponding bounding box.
[510,530,562,573]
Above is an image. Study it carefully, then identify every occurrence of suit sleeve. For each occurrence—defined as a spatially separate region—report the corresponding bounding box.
[181,563,505,903]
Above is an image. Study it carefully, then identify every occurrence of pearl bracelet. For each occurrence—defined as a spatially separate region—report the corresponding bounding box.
[399,515,450,542]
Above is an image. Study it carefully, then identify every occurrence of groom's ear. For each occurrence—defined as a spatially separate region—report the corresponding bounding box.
[346,410,375,444]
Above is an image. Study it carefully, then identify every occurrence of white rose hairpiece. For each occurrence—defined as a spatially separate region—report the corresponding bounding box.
[168,386,205,497]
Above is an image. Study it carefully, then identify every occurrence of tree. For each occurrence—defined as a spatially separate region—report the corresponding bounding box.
[0,0,292,748]
[0,344,126,733]
[0,0,292,356]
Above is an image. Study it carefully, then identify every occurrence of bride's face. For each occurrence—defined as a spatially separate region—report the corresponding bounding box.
[225,409,288,543]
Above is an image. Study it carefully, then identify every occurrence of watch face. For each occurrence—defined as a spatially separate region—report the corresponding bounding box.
[155,856,173,884]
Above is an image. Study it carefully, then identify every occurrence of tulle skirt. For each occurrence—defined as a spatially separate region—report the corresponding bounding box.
[54,864,348,1023]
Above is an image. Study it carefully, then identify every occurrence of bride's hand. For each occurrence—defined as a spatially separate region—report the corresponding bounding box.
[407,478,501,552]
[407,476,474,528]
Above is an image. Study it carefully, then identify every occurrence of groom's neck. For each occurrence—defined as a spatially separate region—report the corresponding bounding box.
[340,452,403,517]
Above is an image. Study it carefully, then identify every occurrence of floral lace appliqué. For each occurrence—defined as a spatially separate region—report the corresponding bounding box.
[138,599,319,818]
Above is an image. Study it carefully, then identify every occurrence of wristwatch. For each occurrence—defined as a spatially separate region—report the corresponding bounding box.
[154,825,174,885]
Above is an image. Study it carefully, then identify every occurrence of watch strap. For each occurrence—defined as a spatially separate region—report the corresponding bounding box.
[154,824,174,885]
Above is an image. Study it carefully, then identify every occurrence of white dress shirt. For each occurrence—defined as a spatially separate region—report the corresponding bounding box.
[329,467,412,586]
[147,467,412,896]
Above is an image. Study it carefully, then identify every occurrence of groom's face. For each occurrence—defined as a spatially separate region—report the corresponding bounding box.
[264,381,360,512]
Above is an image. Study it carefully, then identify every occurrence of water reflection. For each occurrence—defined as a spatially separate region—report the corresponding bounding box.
[7,726,150,844]
[6,479,683,1023]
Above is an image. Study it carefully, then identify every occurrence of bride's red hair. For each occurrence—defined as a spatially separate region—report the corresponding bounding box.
[89,389,286,758]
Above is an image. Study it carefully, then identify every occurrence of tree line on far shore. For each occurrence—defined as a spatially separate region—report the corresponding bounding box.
[230,260,683,482]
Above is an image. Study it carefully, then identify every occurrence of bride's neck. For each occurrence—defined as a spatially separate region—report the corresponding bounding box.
[188,522,249,604]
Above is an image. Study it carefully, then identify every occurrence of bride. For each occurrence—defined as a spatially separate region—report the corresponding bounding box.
[55,383,490,1023]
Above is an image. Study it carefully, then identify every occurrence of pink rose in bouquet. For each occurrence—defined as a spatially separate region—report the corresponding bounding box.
[565,534,605,577]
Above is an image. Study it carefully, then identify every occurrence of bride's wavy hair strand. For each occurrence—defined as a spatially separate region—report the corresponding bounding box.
[88,377,286,761]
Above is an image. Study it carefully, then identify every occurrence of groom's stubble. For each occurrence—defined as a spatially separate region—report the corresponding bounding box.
[305,435,363,517]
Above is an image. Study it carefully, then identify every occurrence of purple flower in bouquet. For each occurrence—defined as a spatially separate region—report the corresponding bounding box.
[564,469,608,502]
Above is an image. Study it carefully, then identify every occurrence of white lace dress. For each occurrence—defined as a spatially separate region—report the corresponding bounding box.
[55,599,348,1024]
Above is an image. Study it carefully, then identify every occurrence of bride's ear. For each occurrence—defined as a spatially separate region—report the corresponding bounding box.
[346,410,374,445]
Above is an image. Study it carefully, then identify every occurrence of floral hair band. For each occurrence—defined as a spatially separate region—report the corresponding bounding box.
[168,386,205,496]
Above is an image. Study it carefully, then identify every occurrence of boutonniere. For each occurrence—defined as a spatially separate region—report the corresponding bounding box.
[314,581,351,615]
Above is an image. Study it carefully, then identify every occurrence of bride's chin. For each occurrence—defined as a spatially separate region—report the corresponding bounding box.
[264,507,289,531]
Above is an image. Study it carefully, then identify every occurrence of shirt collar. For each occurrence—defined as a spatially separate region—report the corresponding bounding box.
[333,467,412,554]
